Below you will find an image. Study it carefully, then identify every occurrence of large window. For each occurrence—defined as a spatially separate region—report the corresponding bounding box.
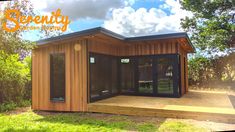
[90,53,118,102]
[50,53,65,102]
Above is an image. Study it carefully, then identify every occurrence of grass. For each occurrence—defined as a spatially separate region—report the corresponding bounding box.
[158,121,207,132]
[0,109,208,132]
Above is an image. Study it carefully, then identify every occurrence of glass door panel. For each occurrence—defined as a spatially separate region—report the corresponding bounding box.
[138,57,153,94]
[157,59,174,94]
[89,53,118,102]
[120,58,136,93]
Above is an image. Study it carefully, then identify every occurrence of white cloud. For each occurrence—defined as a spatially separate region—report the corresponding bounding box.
[27,0,192,37]
[104,0,193,36]
[124,0,137,6]
[30,0,136,20]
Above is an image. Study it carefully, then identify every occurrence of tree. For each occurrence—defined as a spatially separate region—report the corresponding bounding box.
[0,0,35,57]
[188,55,213,84]
[0,0,63,57]
[0,1,66,108]
[0,0,34,106]
[180,0,235,54]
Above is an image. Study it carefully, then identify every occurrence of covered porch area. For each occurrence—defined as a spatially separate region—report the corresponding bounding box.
[88,91,235,123]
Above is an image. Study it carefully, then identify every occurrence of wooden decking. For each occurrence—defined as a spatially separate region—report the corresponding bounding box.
[88,91,235,123]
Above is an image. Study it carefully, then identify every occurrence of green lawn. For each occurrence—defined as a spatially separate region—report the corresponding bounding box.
[0,109,208,132]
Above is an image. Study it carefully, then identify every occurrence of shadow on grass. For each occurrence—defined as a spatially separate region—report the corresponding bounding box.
[31,112,207,132]
[32,111,164,131]
[1,110,209,132]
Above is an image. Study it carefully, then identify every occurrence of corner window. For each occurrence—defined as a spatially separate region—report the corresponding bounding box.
[90,53,118,102]
[50,53,65,102]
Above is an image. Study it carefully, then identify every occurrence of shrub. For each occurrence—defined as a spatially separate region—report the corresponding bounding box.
[0,51,31,104]
[0,102,17,112]
[188,52,235,86]
[188,56,214,85]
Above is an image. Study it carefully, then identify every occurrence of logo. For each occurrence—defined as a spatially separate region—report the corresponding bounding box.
[2,9,71,32]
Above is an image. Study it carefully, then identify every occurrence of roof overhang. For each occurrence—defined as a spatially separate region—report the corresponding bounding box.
[36,27,195,53]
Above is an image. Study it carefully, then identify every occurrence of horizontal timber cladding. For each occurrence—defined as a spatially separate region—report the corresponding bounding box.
[87,39,180,56]
[32,40,88,112]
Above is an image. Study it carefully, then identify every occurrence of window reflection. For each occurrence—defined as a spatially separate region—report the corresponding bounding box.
[138,58,153,94]
[120,58,136,93]
[90,54,118,101]
[50,53,65,101]
[157,58,174,94]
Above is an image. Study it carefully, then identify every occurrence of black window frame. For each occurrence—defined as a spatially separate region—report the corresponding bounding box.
[119,54,180,98]
[50,53,66,102]
[89,53,181,102]
[155,54,180,97]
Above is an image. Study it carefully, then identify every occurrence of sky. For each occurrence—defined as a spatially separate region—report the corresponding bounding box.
[21,0,193,41]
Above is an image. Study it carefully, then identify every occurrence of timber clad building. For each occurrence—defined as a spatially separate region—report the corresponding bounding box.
[32,27,195,112]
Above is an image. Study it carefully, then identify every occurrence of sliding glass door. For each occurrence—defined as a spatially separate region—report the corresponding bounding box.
[136,55,179,97]
[89,53,180,102]
[138,57,154,95]
[120,58,136,94]
[120,55,180,97]
[155,55,179,97]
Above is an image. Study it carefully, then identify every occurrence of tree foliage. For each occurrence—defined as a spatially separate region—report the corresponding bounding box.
[180,0,235,53]
[0,0,35,57]
[0,51,31,103]
[188,56,214,84]
[188,53,235,86]
[0,0,34,107]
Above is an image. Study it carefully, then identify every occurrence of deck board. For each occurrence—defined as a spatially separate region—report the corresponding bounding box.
[88,91,235,123]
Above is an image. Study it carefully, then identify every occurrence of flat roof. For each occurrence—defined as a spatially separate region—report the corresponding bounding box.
[36,27,195,51]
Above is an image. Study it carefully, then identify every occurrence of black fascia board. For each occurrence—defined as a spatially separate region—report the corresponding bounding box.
[37,27,102,45]
[36,27,126,45]
[126,32,187,41]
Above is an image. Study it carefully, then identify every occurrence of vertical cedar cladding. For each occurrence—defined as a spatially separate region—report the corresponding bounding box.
[178,43,189,95]
[88,39,179,56]
[32,40,88,112]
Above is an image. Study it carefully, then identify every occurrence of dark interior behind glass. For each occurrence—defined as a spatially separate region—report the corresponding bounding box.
[50,53,66,101]
[120,58,136,93]
[157,57,174,94]
[89,53,180,102]
[138,57,153,94]
[90,53,118,101]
